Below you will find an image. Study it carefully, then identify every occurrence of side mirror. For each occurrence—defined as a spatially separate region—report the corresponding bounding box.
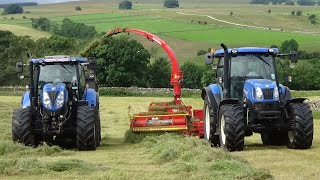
[205,53,214,65]
[289,51,298,63]
[16,62,23,73]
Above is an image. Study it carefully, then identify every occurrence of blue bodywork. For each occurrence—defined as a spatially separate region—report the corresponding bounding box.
[243,79,278,103]
[42,83,68,111]
[214,47,279,55]
[83,88,98,107]
[205,47,287,108]
[209,84,222,96]
[31,56,88,64]
[21,91,31,109]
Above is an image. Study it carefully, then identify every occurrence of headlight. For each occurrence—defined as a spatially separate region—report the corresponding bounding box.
[273,87,279,100]
[255,87,264,100]
[55,91,64,108]
[43,92,52,109]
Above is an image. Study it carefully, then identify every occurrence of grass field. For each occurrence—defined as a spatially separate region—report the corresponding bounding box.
[0,1,320,57]
[0,23,50,39]
[0,96,319,179]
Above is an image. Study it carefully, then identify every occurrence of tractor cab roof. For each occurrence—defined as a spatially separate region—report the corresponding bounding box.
[214,47,279,56]
[31,55,88,64]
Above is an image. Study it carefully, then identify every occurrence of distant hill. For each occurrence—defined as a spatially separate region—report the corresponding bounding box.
[0,0,74,4]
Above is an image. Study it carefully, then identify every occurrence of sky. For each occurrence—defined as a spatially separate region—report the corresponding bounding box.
[0,0,75,4]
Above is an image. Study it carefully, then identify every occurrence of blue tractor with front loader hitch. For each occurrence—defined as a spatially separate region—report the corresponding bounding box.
[12,55,101,151]
[202,44,313,151]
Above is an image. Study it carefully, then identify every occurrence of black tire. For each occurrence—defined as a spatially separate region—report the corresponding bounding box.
[203,95,219,146]
[286,103,313,149]
[95,95,101,147]
[76,106,97,151]
[95,110,101,147]
[218,104,245,151]
[12,107,38,146]
[261,132,288,145]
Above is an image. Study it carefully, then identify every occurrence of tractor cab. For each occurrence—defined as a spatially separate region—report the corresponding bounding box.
[213,48,279,100]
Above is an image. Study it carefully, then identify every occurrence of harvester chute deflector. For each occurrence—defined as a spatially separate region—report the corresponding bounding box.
[106,28,204,136]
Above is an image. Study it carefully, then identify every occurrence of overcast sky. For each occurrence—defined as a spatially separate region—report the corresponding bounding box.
[0,0,75,4]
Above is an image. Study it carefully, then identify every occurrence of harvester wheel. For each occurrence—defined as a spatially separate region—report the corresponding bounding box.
[12,107,38,146]
[76,106,97,151]
[203,95,219,146]
[218,104,245,151]
[261,132,288,145]
[286,103,313,149]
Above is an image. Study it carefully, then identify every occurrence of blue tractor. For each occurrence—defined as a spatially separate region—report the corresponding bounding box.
[202,44,313,151]
[12,55,101,151]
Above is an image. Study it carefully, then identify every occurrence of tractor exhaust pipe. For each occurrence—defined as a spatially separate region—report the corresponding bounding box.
[221,43,230,99]
[29,60,34,107]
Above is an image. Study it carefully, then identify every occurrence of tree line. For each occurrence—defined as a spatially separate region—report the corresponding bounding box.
[0,29,319,90]
[250,0,320,5]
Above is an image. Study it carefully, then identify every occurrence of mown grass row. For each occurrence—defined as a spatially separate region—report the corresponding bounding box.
[125,131,272,180]
[0,97,273,179]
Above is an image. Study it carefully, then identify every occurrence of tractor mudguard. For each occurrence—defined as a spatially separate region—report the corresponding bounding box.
[83,88,97,107]
[219,98,240,108]
[202,87,221,110]
[279,85,292,103]
[21,91,30,109]
[286,98,307,105]
[202,84,222,109]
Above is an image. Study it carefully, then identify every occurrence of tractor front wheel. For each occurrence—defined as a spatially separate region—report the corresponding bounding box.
[76,106,97,151]
[12,107,38,146]
[286,103,313,149]
[203,95,219,146]
[218,104,245,151]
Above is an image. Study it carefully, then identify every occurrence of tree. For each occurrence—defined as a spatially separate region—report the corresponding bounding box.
[147,57,171,88]
[308,14,317,24]
[230,11,234,16]
[75,6,82,11]
[296,10,302,16]
[297,0,316,6]
[181,62,203,89]
[34,36,79,57]
[164,0,179,8]
[197,49,207,56]
[268,9,272,14]
[81,36,151,87]
[291,10,295,15]
[286,1,295,5]
[0,30,35,85]
[1,4,24,15]
[32,17,51,31]
[57,18,97,40]
[280,39,299,53]
[119,1,132,10]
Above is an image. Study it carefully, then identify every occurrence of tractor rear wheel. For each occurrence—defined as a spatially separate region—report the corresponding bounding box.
[286,103,313,149]
[76,106,97,151]
[12,107,38,146]
[261,132,288,145]
[203,95,219,146]
[218,104,245,151]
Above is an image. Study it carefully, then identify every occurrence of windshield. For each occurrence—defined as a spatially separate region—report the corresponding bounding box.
[231,54,276,81]
[39,64,77,83]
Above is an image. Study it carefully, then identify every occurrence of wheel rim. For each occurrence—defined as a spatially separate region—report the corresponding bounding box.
[288,131,294,143]
[220,115,226,145]
[205,105,210,140]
